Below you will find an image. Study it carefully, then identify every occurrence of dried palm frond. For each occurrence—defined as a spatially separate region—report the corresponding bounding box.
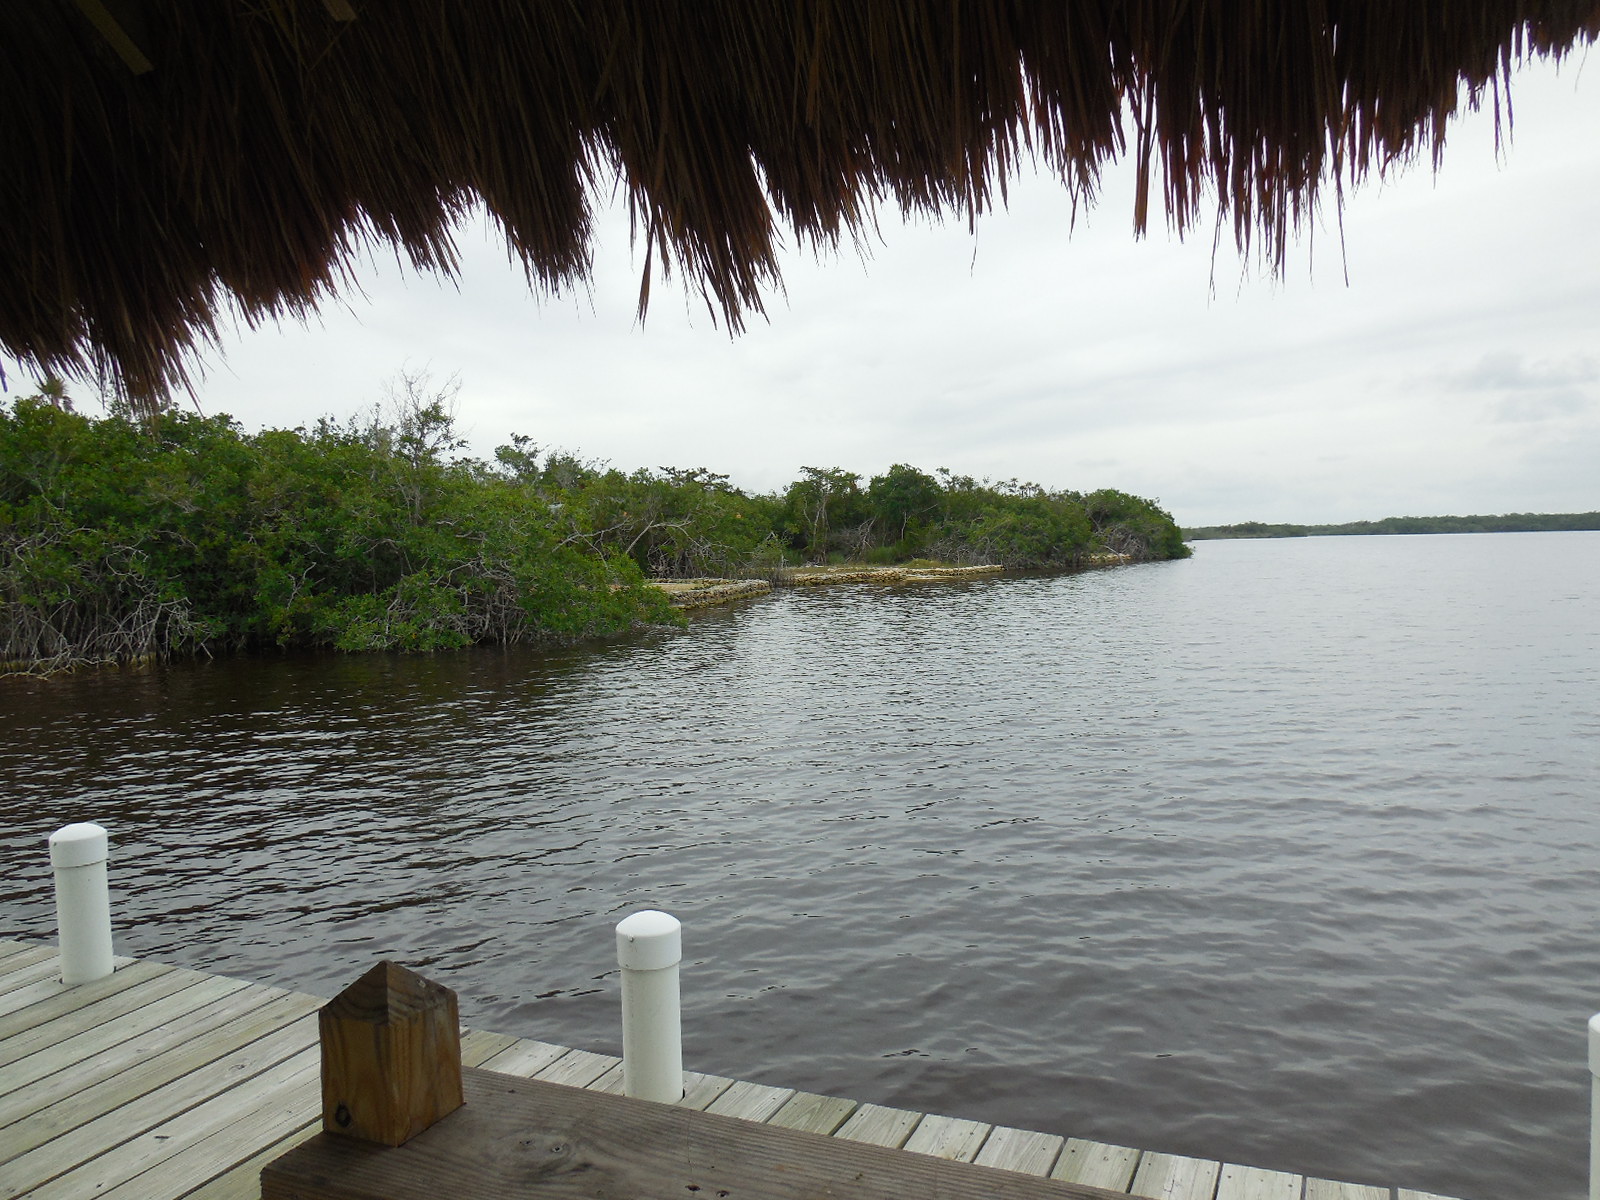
[2,1,1595,413]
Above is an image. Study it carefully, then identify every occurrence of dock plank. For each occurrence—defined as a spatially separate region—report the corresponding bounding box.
[0,945,43,972]
[705,1079,795,1123]
[180,1121,319,1200]
[166,1023,520,1200]
[0,953,66,999]
[1216,1162,1302,1200]
[0,1012,316,1189]
[679,1070,737,1111]
[835,1102,924,1148]
[0,960,176,1047]
[975,1125,1065,1176]
[0,986,313,1154]
[534,1047,619,1089]
[477,1035,568,1078]
[14,1044,319,1200]
[903,1113,991,1161]
[0,955,138,1018]
[1305,1181,1387,1200]
[0,966,209,1077]
[1053,1138,1142,1191]
[1129,1151,1223,1200]
[90,1050,321,1200]
[767,1090,858,1135]
[457,1028,519,1065]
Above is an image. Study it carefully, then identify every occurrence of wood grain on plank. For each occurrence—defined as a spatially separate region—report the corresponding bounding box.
[704,1079,794,1123]
[534,1047,619,1089]
[1053,1138,1142,1191]
[1305,1180,1388,1200]
[0,966,206,1076]
[903,1113,991,1161]
[1215,1162,1302,1200]
[181,1122,318,1200]
[0,984,304,1132]
[976,1125,1065,1176]
[0,954,65,999]
[0,960,174,1043]
[835,1102,924,1148]
[2,985,314,1126]
[0,943,41,970]
[16,1045,319,1200]
[0,1011,316,1185]
[477,1036,569,1078]
[678,1070,736,1111]
[766,1090,858,1135]
[260,1067,1133,1200]
[88,1055,321,1200]
[1130,1151,1223,1200]
[0,955,138,1018]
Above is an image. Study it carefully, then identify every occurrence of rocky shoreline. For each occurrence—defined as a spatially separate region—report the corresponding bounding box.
[648,560,1143,610]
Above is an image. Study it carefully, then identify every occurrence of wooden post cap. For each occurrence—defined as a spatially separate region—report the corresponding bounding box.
[319,961,465,1147]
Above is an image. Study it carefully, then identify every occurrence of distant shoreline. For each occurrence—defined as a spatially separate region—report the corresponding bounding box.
[1185,512,1600,541]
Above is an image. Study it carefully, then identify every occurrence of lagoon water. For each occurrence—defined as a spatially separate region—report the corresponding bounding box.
[2,532,1598,1198]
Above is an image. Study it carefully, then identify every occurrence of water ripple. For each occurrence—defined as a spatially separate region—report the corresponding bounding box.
[1,532,1597,1199]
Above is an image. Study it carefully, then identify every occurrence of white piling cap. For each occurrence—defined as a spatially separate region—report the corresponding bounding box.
[616,910,681,971]
[48,823,108,870]
[1588,1013,1600,1076]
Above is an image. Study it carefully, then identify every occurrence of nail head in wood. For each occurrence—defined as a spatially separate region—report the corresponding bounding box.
[319,961,464,1147]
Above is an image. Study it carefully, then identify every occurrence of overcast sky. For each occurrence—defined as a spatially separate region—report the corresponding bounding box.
[14,55,1598,527]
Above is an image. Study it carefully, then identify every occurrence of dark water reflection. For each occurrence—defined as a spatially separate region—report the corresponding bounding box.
[3,532,1598,1199]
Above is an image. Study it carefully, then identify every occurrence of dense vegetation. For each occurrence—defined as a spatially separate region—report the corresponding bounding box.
[1185,513,1600,540]
[1,380,1186,672]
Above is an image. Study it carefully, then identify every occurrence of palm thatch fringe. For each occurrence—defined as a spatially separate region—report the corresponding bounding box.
[4,1,1596,412]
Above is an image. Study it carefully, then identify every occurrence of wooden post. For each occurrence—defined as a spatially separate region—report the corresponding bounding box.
[319,961,464,1147]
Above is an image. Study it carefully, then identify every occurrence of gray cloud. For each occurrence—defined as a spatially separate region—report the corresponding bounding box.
[1451,351,1599,393]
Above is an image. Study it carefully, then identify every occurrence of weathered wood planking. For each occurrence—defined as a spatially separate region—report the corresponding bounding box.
[1305,1181,1390,1200]
[836,1100,925,1147]
[978,1124,1067,1175]
[0,985,318,1164]
[176,1025,540,1200]
[0,952,73,1000]
[260,1066,1134,1200]
[0,946,44,973]
[903,1112,991,1161]
[0,955,137,1020]
[767,1088,857,1135]
[1055,1138,1143,1191]
[1215,1162,1304,1200]
[0,940,1468,1200]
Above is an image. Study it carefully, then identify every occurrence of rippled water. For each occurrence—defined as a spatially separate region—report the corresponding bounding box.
[3,532,1597,1199]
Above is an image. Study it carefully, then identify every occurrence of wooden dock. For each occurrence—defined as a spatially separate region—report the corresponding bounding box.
[0,938,1458,1200]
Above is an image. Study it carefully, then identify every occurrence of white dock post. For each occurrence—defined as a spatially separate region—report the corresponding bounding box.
[615,909,683,1103]
[48,822,114,985]
[1590,1013,1600,1200]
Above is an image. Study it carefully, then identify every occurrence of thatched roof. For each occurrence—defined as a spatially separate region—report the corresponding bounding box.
[5,1,1597,413]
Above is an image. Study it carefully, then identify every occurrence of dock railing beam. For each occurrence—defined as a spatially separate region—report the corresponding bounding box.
[48,821,114,984]
[616,909,684,1102]
[1590,1013,1600,1200]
